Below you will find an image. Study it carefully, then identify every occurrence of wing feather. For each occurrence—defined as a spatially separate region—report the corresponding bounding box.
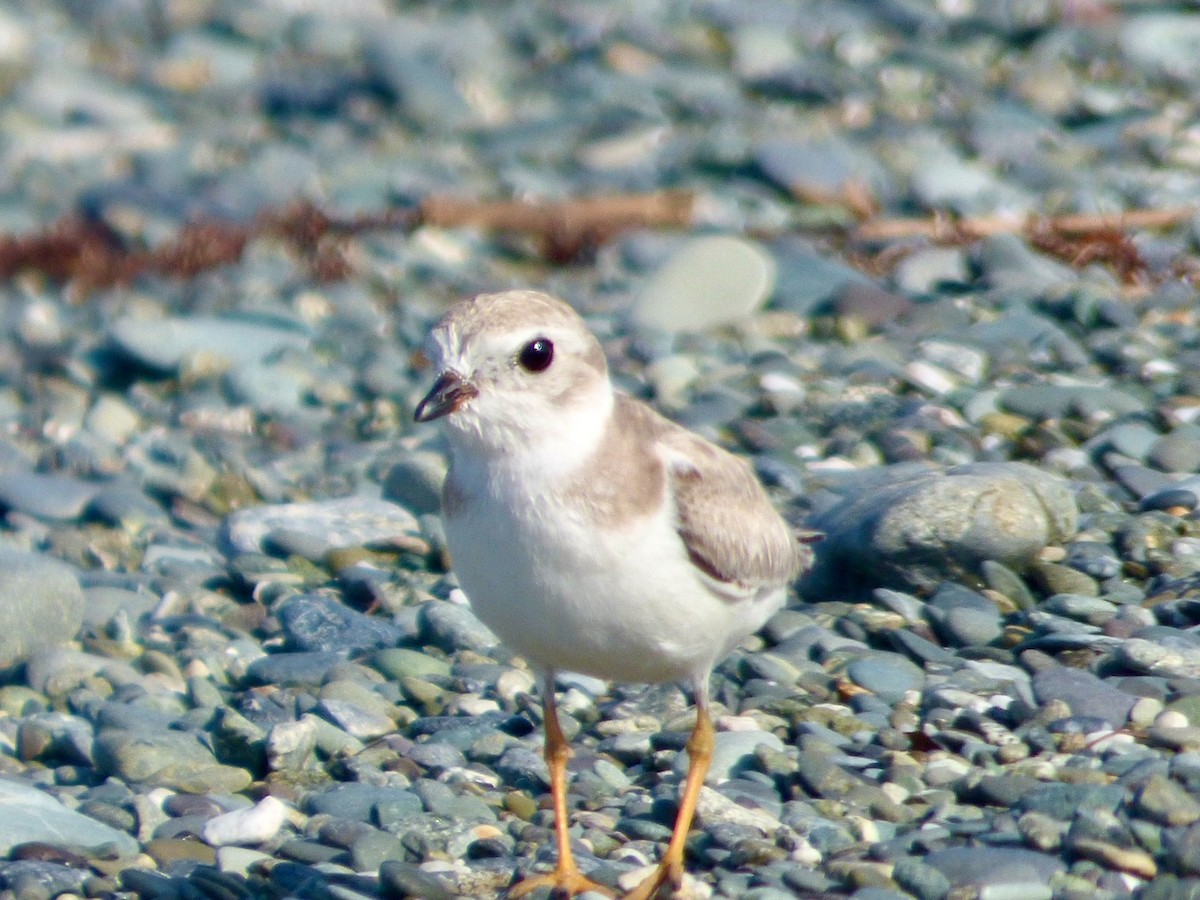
[613,396,810,597]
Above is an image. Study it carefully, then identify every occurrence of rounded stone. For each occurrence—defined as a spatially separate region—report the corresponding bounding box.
[222,496,420,558]
[804,462,1078,596]
[0,551,85,672]
[846,654,925,704]
[631,235,777,332]
[0,777,139,857]
[109,315,310,373]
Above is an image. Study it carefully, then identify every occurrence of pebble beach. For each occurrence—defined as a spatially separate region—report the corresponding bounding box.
[3,2,1200,899]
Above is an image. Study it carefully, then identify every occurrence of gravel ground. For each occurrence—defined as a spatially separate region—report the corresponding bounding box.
[3,2,1200,899]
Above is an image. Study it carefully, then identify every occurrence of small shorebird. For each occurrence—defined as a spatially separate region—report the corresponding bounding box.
[415,290,815,898]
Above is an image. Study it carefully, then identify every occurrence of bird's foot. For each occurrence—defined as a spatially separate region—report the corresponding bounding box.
[619,859,685,900]
[509,865,615,899]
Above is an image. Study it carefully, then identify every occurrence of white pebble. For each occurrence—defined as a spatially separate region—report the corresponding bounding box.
[202,796,289,847]
[1142,358,1179,378]
[495,668,536,702]
[145,788,175,813]
[1083,729,1135,752]
[759,371,803,395]
[789,837,822,866]
[1129,696,1165,727]
[715,715,764,733]
[1155,709,1190,729]
[618,865,712,899]
[558,686,599,716]
[920,340,987,382]
[451,694,500,716]
[924,756,971,786]
[904,360,957,395]
[848,815,880,843]
[215,845,273,875]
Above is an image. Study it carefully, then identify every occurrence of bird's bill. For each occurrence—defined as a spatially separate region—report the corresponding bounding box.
[414,370,478,422]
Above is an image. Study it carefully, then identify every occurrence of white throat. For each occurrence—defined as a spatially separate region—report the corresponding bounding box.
[448,380,615,483]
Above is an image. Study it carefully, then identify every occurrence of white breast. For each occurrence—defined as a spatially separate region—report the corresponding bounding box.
[442,469,785,685]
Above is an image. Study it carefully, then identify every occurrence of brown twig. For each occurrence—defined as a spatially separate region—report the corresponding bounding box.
[853,206,1196,242]
[0,202,420,296]
[419,190,695,262]
[0,191,696,296]
[1028,221,1147,286]
[852,205,1196,288]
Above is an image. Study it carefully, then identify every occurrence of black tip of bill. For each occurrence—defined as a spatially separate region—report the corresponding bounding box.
[414,370,477,423]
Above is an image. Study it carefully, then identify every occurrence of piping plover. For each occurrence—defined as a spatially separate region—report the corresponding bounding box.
[415,290,817,899]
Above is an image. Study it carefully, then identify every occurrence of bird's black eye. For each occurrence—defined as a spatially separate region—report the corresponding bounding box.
[518,338,554,373]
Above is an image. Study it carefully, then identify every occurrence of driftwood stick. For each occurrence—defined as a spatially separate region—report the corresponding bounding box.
[420,190,695,259]
[854,206,1196,242]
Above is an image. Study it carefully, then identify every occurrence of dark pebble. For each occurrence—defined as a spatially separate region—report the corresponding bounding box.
[379,860,454,900]
[245,651,348,688]
[305,783,422,823]
[277,593,400,653]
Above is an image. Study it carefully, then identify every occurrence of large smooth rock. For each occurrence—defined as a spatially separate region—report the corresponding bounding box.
[803,462,1077,596]
[0,473,99,521]
[0,776,138,857]
[0,550,84,671]
[221,496,420,558]
[1032,666,1137,725]
[924,846,1065,892]
[93,729,252,793]
[109,314,310,373]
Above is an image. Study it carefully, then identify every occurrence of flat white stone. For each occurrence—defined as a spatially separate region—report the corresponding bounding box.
[202,795,289,847]
[632,235,776,332]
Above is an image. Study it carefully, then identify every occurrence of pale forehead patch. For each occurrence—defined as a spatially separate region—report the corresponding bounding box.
[433,290,586,354]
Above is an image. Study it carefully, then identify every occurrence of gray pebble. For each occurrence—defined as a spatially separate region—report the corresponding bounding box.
[406,741,467,772]
[93,728,251,793]
[350,829,407,872]
[1118,639,1200,680]
[222,496,420,557]
[755,135,890,204]
[277,593,400,653]
[673,729,784,784]
[0,473,99,521]
[379,860,454,900]
[846,653,925,703]
[382,452,448,517]
[925,583,1003,648]
[318,698,393,740]
[1032,666,1136,725]
[245,651,348,688]
[976,234,1078,296]
[1134,773,1200,827]
[0,552,84,672]
[772,238,874,315]
[1120,13,1200,83]
[81,586,159,628]
[923,845,1064,893]
[420,601,500,653]
[892,856,952,900]
[306,783,422,822]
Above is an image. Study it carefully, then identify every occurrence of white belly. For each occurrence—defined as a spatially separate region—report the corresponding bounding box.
[443,488,784,685]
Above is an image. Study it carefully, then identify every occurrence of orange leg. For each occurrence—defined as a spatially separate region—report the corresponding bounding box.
[509,672,614,899]
[623,692,713,900]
